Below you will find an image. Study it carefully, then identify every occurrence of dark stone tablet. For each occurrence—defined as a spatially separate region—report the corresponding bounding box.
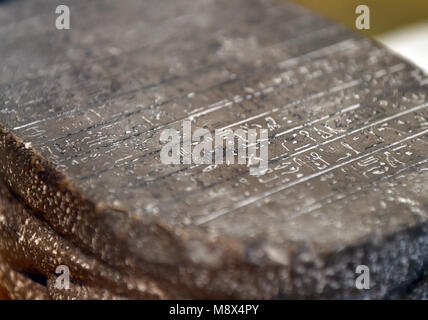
[0,0,427,299]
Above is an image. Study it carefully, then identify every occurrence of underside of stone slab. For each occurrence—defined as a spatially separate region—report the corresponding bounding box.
[0,0,427,299]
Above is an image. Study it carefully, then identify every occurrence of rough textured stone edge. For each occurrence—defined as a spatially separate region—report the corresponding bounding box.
[0,123,292,299]
[1,123,428,299]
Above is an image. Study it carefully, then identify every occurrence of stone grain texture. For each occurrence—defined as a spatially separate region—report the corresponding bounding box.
[0,0,427,299]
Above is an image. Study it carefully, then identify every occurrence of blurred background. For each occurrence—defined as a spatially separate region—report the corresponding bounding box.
[291,0,428,72]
